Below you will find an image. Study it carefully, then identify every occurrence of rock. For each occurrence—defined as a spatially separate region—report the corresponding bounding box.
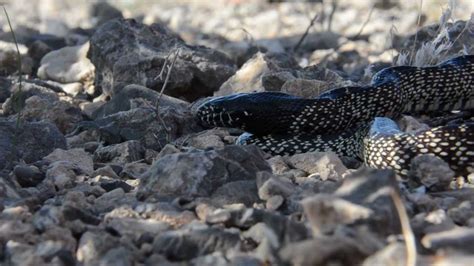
[301,194,373,234]
[20,94,83,133]
[89,18,236,101]
[447,201,474,226]
[362,242,406,266]
[43,148,94,176]
[409,154,454,191]
[73,104,199,151]
[104,208,170,242]
[279,236,369,266]
[0,120,66,169]
[2,81,58,115]
[13,164,44,187]
[120,162,149,179]
[258,175,296,200]
[421,227,474,253]
[98,247,133,266]
[0,41,32,76]
[280,78,334,99]
[210,180,259,207]
[136,202,197,227]
[76,231,120,265]
[266,195,284,211]
[5,241,45,265]
[333,167,402,235]
[180,128,231,150]
[94,188,136,213]
[89,2,123,27]
[98,178,133,193]
[286,151,347,181]
[0,77,13,103]
[138,145,271,199]
[215,52,298,96]
[152,227,241,260]
[37,42,95,86]
[93,140,145,164]
[91,84,189,119]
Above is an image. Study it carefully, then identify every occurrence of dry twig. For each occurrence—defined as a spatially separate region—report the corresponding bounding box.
[293,12,320,52]
[390,188,417,266]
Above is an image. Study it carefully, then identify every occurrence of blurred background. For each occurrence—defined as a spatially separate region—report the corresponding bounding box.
[0,0,472,81]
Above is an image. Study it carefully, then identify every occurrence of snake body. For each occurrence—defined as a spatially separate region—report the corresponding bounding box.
[196,55,474,176]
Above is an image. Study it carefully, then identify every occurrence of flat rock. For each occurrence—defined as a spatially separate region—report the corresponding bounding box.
[152,227,241,261]
[286,151,347,181]
[137,145,271,198]
[37,42,95,86]
[89,18,236,101]
[43,148,93,176]
[91,84,189,119]
[93,140,145,164]
[0,120,66,169]
[73,104,199,151]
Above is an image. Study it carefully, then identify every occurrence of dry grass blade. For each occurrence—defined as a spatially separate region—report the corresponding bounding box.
[293,12,320,52]
[390,188,417,266]
[154,48,181,143]
[409,0,423,65]
[2,5,23,144]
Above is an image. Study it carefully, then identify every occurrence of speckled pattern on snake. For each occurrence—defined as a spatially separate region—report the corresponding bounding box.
[196,55,474,176]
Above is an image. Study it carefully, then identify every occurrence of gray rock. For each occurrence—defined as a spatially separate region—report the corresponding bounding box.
[120,162,149,179]
[74,104,199,151]
[94,188,136,213]
[137,202,197,227]
[89,18,236,101]
[98,246,133,266]
[266,156,290,175]
[152,227,241,260]
[286,151,347,181]
[362,242,406,266]
[0,120,66,169]
[334,167,402,235]
[0,77,13,103]
[206,208,308,244]
[37,42,95,86]
[13,164,44,187]
[409,154,454,191]
[210,180,259,207]
[215,52,298,96]
[302,194,373,234]
[258,175,296,200]
[2,81,58,115]
[43,148,94,176]
[20,94,83,133]
[279,236,368,266]
[180,128,231,150]
[76,231,120,265]
[421,227,474,253]
[138,145,270,198]
[90,2,123,27]
[94,140,145,164]
[91,84,189,119]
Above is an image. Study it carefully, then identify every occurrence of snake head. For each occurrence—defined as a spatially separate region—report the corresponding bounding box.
[195,93,254,129]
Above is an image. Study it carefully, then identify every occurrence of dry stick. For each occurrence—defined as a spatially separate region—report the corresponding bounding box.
[3,6,22,143]
[326,0,338,32]
[293,12,320,52]
[319,6,374,65]
[409,0,423,65]
[389,188,417,266]
[155,48,180,143]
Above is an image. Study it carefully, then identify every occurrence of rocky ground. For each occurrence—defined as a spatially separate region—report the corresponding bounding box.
[0,0,473,265]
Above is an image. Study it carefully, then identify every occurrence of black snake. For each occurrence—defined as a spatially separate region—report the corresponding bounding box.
[196,55,474,176]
